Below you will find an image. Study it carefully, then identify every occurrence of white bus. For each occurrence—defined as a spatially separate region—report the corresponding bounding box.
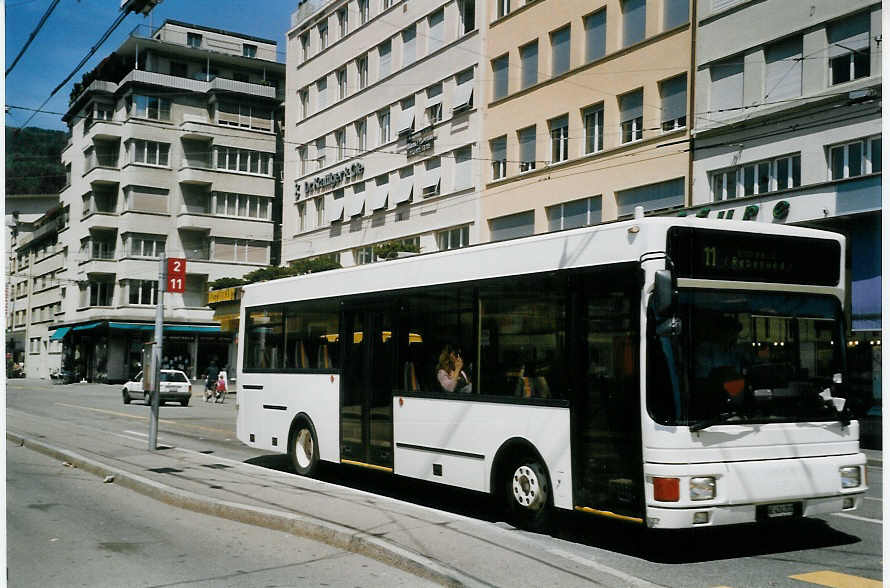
[236,217,868,530]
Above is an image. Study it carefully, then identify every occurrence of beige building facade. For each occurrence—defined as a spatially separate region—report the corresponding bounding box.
[481,0,692,240]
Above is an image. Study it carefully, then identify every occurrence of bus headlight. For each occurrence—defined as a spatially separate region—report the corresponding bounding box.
[690,477,716,501]
[840,466,861,488]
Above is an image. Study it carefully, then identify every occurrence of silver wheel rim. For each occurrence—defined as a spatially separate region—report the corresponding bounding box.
[512,464,547,511]
[295,428,314,469]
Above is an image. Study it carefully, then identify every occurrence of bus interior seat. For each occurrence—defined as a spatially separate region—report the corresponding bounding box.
[403,361,419,392]
[318,344,331,369]
[297,341,309,368]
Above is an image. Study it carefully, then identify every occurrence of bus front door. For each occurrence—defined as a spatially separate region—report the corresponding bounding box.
[340,308,395,470]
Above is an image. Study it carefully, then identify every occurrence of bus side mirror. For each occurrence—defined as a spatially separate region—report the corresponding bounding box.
[654,270,676,316]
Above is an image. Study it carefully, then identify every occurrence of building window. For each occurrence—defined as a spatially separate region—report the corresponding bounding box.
[460,0,476,34]
[217,102,273,131]
[317,77,327,109]
[131,139,170,166]
[319,22,328,51]
[490,210,534,241]
[300,89,309,119]
[378,110,391,144]
[710,153,801,200]
[663,0,689,30]
[129,280,158,305]
[428,9,445,53]
[616,178,684,217]
[584,9,606,63]
[396,96,414,136]
[549,115,569,163]
[551,26,571,77]
[337,68,347,100]
[402,24,417,67]
[583,104,604,154]
[355,245,375,265]
[336,128,346,161]
[660,74,687,131]
[214,191,271,219]
[129,234,165,258]
[765,36,802,102]
[187,32,202,48]
[437,225,470,250]
[497,0,511,18]
[518,125,536,172]
[828,12,871,86]
[520,41,538,89]
[89,281,114,307]
[709,59,743,119]
[315,137,326,170]
[453,146,472,190]
[297,201,306,232]
[359,0,369,24]
[299,146,308,175]
[357,55,368,89]
[338,8,348,38]
[619,89,643,143]
[547,195,602,231]
[622,0,646,47]
[130,95,171,121]
[355,119,367,152]
[315,196,325,226]
[490,136,507,180]
[214,239,267,264]
[426,84,443,125]
[378,40,392,78]
[215,146,273,176]
[492,54,509,100]
[829,137,880,180]
[423,157,442,196]
[453,68,474,112]
[301,33,310,61]
[383,0,392,8]
[243,43,257,58]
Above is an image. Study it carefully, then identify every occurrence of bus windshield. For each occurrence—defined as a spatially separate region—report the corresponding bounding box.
[649,290,845,429]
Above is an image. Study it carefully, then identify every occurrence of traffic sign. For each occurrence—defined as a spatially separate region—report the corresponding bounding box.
[166,257,187,293]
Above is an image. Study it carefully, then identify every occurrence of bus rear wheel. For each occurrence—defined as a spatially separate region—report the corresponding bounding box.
[289,421,319,477]
[505,456,551,531]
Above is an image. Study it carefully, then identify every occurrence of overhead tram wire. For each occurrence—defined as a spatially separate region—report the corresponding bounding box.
[6,0,63,77]
[14,8,131,134]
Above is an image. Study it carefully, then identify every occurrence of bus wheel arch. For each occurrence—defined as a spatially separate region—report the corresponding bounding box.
[491,438,553,531]
[288,413,320,477]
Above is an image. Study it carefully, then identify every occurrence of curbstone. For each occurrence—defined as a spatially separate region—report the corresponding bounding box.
[6,430,471,587]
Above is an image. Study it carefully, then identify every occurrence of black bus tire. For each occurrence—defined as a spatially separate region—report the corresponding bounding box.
[289,418,320,477]
[504,453,552,532]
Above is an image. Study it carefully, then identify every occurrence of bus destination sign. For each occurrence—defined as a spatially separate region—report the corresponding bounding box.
[668,227,840,286]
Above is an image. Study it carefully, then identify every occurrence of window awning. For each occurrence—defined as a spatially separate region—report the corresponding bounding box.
[108,322,222,334]
[393,175,413,205]
[49,327,71,341]
[72,321,103,332]
[326,192,345,224]
[369,182,389,211]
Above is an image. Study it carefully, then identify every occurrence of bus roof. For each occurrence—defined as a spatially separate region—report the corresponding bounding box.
[243,217,844,307]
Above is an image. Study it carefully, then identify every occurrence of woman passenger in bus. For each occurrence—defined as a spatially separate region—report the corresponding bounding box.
[436,345,472,393]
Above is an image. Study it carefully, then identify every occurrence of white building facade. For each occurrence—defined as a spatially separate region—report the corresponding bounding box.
[53,20,284,383]
[283,0,484,266]
[690,0,882,404]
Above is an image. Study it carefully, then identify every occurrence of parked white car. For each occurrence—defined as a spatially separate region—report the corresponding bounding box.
[122,369,192,406]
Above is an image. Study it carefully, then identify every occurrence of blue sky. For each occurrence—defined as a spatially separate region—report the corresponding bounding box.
[5,0,296,131]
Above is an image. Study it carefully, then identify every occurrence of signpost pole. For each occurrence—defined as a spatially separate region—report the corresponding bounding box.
[148,253,165,451]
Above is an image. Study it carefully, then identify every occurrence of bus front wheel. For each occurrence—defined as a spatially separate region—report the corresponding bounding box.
[289,420,319,477]
[504,456,551,531]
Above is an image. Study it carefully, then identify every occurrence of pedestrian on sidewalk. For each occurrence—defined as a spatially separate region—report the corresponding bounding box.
[204,359,220,403]
[214,368,228,403]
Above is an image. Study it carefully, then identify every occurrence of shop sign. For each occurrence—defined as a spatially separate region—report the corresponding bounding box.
[406,128,434,157]
[296,161,365,198]
[207,287,240,304]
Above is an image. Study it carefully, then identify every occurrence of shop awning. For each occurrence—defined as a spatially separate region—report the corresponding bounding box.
[108,322,222,334]
[72,322,103,332]
[49,327,71,341]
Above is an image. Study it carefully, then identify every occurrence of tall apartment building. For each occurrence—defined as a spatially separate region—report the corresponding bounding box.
[283,0,483,267]
[6,194,62,377]
[52,20,284,383]
[690,0,882,403]
[481,0,692,240]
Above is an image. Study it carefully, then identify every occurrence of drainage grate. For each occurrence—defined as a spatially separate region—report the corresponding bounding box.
[147,467,183,474]
[201,463,232,470]
[199,450,214,454]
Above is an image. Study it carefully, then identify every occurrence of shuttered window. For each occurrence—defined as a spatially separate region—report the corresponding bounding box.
[765,36,802,102]
[584,10,606,63]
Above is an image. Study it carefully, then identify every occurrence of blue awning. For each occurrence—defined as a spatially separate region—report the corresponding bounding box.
[108,322,221,334]
[49,327,71,341]
[72,322,103,332]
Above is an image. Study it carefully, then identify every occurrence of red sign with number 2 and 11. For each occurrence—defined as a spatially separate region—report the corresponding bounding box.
[166,257,187,293]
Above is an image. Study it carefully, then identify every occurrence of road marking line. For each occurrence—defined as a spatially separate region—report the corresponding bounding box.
[789,570,881,587]
[54,403,231,434]
[546,548,661,587]
[829,512,882,525]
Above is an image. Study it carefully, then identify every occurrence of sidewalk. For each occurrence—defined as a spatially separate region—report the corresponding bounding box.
[7,409,657,588]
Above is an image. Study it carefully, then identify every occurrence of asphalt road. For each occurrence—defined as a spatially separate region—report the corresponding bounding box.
[7,379,883,587]
[7,438,436,588]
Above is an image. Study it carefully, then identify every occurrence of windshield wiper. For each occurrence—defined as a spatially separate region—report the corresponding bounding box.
[689,409,744,432]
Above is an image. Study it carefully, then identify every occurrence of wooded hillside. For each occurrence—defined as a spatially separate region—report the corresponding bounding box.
[6,126,67,195]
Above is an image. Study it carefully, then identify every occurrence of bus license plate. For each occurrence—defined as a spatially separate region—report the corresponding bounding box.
[766,503,796,518]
